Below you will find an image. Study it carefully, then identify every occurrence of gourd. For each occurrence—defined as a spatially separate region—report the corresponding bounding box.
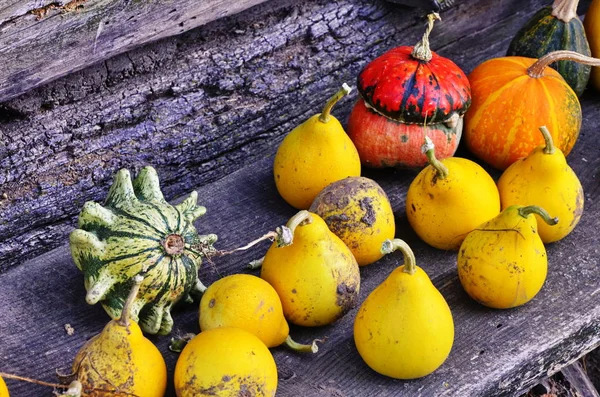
[507,0,591,96]
[464,50,600,170]
[309,176,395,266]
[354,239,454,379]
[406,137,500,250]
[260,210,361,326]
[70,166,217,335]
[71,275,167,397]
[174,327,278,397]
[584,0,600,90]
[273,83,361,209]
[497,126,584,243]
[199,274,318,353]
[457,205,558,309]
[347,13,471,168]
[0,376,7,397]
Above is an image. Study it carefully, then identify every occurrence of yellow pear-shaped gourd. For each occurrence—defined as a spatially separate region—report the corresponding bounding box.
[72,275,167,397]
[406,137,501,250]
[199,274,318,353]
[309,176,395,266]
[0,376,8,397]
[354,239,454,379]
[260,210,360,326]
[458,205,558,309]
[498,126,584,243]
[174,327,278,397]
[274,84,361,209]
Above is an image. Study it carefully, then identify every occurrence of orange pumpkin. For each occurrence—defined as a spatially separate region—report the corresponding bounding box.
[464,53,582,170]
[584,0,600,90]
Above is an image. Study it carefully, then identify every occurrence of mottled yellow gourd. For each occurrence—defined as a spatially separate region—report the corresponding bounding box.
[354,239,454,379]
[260,211,360,326]
[274,84,361,209]
[174,327,278,397]
[498,126,584,243]
[458,205,558,309]
[309,176,395,266]
[199,274,318,352]
[406,137,500,250]
[0,376,8,397]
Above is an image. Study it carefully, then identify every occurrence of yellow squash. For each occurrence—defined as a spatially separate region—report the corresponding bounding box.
[273,84,361,209]
[309,176,395,266]
[0,376,7,397]
[406,137,500,250]
[199,274,318,352]
[498,126,584,243]
[174,327,278,397]
[584,0,600,90]
[260,210,360,326]
[354,239,454,379]
[457,205,557,309]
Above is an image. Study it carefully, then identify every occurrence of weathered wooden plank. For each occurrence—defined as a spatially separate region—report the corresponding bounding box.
[0,0,271,102]
[1,0,592,274]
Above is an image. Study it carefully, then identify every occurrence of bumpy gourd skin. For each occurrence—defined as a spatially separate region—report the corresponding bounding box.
[309,176,395,266]
[174,327,277,397]
[0,376,8,397]
[457,206,549,309]
[406,157,500,250]
[260,212,360,327]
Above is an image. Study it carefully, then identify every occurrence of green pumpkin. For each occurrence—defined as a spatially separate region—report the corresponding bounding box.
[70,166,217,335]
[507,5,591,96]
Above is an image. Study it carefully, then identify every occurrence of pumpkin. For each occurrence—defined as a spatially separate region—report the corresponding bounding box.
[347,13,471,168]
[70,166,217,335]
[584,0,600,90]
[507,0,592,96]
[464,51,600,170]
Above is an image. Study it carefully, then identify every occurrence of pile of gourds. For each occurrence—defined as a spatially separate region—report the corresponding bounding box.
[1,0,599,395]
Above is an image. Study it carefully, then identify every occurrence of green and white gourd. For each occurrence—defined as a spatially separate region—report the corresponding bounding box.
[70,166,217,335]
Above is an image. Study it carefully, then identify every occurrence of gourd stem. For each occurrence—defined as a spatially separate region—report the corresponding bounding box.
[528,51,600,78]
[551,0,579,23]
[118,274,144,327]
[518,205,559,225]
[319,83,352,123]
[539,126,556,155]
[248,256,265,269]
[422,136,449,179]
[0,374,136,396]
[285,210,313,240]
[284,335,320,353]
[381,239,418,275]
[411,13,441,62]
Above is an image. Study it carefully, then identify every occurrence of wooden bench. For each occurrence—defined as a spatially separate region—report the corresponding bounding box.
[1,0,599,395]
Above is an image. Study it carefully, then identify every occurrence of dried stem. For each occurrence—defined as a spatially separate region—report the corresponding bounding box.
[528,51,600,78]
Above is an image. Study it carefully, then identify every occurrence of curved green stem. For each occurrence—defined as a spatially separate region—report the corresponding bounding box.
[538,126,556,155]
[411,13,441,62]
[284,335,321,353]
[518,205,559,225]
[422,136,449,179]
[381,239,418,275]
[118,274,144,327]
[319,83,352,123]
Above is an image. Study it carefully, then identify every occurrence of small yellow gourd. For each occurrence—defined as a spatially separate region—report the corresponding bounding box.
[458,205,558,309]
[274,84,361,209]
[354,239,454,379]
[497,126,584,243]
[260,210,360,326]
[406,137,500,250]
[174,327,278,397]
[0,376,8,397]
[309,176,395,266]
[199,274,318,352]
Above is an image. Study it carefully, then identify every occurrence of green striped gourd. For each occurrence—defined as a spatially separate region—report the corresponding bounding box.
[70,166,217,335]
[507,0,591,96]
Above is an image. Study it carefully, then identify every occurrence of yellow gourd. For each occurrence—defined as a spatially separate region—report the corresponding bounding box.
[199,274,318,352]
[309,176,395,266]
[260,210,360,326]
[0,376,8,397]
[458,205,558,309]
[354,239,454,379]
[406,137,500,250]
[174,327,278,397]
[274,84,361,209]
[498,126,584,243]
[584,0,600,90]
[71,275,167,397]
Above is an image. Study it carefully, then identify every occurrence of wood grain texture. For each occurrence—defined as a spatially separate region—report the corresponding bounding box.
[0,0,271,102]
[0,0,592,274]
